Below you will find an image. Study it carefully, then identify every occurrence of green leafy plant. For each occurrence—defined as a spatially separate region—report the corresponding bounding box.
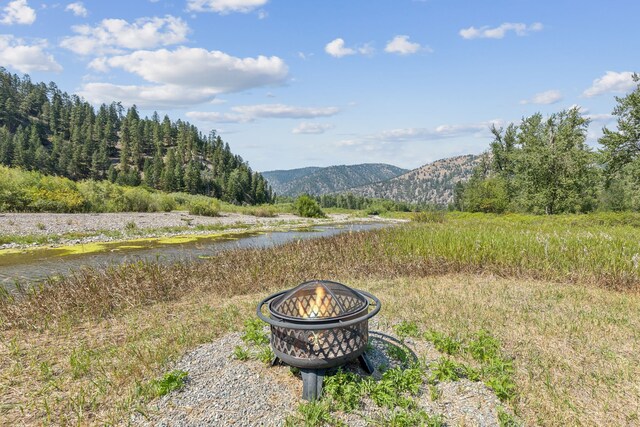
[393,321,420,340]
[429,357,479,383]
[498,406,522,427]
[256,345,274,365]
[323,369,363,412]
[386,344,410,364]
[145,370,188,398]
[241,318,269,345]
[285,400,335,427]
[69,346,92,379]
[424,330,462,355]
[467,330,501,363]
[374,409,445,427]
[233,345,250,361]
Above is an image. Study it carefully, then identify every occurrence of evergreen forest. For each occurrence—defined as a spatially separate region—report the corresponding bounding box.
[0,68,273,205]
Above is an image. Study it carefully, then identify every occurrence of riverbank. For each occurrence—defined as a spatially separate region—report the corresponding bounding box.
[0,211,399,251]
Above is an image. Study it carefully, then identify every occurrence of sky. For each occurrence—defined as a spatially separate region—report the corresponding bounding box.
[1,0,639,172]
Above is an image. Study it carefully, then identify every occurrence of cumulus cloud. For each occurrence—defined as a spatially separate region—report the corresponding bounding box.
[186,104,339,124]
[459,22,543,39]
[232,104,339,119]
[337,120,502,148]
[0,35,62,72]
[585,113,614,122]
[384,35,424,55]
[187,0,268,14]
[583,71,636,97]
[1,0,36,25]
[65,2,88,17]
[520,89,562,105]
[60,15,189,55]
[292,122,333,134]
[325,38,372,58]
[82,48,288,107]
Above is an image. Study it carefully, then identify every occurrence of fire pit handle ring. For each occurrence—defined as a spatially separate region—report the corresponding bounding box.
[256,288,381,330]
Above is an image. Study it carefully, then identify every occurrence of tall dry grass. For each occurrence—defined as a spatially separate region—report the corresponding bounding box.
[3,216,640,330]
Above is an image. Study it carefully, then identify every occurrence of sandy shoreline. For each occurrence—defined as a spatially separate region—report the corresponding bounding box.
[0,211,402,250]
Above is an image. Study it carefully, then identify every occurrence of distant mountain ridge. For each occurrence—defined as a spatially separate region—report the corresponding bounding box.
[349,155,481,205]
[262,164,408,196]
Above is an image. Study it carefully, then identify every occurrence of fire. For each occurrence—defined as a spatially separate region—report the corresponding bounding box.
[297,285,332,318]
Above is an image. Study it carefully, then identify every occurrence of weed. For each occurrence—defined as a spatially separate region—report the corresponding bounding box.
[143,370,188,398]
[285,400,335,427]
[39,361,54,381]
[386,344,410,364]
[256,345,274,365]
[232,345,250,361]
[69,346,92,379]
[373,408,445,427]
[467,330,501,363]
[241,318,269,345]
[424,330,462,355]
[36,222,46,230]
[498,406,522,427]
[393,321,420,340]
[429,357,479,383]
[428,384,441,401]
[323,369,363,412]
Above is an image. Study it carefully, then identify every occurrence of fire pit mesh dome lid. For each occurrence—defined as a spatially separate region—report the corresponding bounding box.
[269,279,368,321]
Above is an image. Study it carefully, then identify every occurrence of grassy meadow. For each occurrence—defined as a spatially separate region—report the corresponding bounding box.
[1,212,640,425]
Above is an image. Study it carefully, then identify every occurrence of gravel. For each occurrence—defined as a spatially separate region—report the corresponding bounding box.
[133,318,505,427]
[0,212,396,250]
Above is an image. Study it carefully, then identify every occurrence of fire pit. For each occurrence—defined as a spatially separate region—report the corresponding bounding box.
[256,280,381,400]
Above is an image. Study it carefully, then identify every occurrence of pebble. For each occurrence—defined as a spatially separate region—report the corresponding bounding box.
[132,319,504,427]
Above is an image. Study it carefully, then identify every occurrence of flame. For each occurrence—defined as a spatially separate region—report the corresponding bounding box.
[297,285,332,318]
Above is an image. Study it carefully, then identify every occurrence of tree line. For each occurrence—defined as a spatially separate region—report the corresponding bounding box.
[0,68,273,205]
[454,74,640,214]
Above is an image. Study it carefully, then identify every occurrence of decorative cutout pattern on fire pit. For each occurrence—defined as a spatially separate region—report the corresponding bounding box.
[271,322,368,361]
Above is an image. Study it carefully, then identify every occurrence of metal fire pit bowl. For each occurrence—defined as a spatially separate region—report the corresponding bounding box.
[256,280,381,400]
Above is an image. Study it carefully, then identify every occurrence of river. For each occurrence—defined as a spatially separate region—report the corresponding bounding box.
[0,222,390,290]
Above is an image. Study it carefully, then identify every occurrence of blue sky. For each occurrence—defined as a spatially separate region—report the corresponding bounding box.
[1,0,639,171]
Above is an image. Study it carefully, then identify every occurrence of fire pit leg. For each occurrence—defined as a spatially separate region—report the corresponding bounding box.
[301,369,325,401]
[358,354,374,374]
[271,356,282,367]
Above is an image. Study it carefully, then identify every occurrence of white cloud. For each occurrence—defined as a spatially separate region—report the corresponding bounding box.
[92,47,287,90]
[459,22,543,39]
[83,48,288,107]
[186,104,339,124]
[583,71,636,97]
[324,38,373,58]
[585,113,614,122]
[384,35,423,55]
[1,0,36,25]
[186,111,248,123]
[186,0,268,14]
[337,119,502,148]
[520,89,562,105]
[292,122,333,134]
[232,104,339,119]
[65,2,88,17]
[80,83,219,108]
[325,38,355,58]
[0,35,61,72]
[257,9,268,19]
[60,15,189,55]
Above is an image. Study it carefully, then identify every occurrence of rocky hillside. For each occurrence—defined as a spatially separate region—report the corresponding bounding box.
[349,155,481,205]
[262,164,408,196]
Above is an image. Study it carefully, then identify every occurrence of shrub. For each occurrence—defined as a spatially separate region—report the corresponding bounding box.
[188,197,220,217]
[294,195,326,218]
[412,210,446,223]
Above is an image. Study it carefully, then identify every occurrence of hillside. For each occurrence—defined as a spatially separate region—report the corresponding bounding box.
[262,164,408,196]
[0,69,272,205]
[349,155,481,205]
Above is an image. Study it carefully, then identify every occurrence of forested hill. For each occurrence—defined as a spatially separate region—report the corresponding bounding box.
[262,164,408,196]
[0,69,272,205]
[349,155,481,205]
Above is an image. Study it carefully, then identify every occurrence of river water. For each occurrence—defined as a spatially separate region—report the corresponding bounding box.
[0,222,389,289]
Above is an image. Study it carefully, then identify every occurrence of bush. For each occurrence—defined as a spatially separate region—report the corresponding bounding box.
[294,195,326,218]
[188,197,220,217]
